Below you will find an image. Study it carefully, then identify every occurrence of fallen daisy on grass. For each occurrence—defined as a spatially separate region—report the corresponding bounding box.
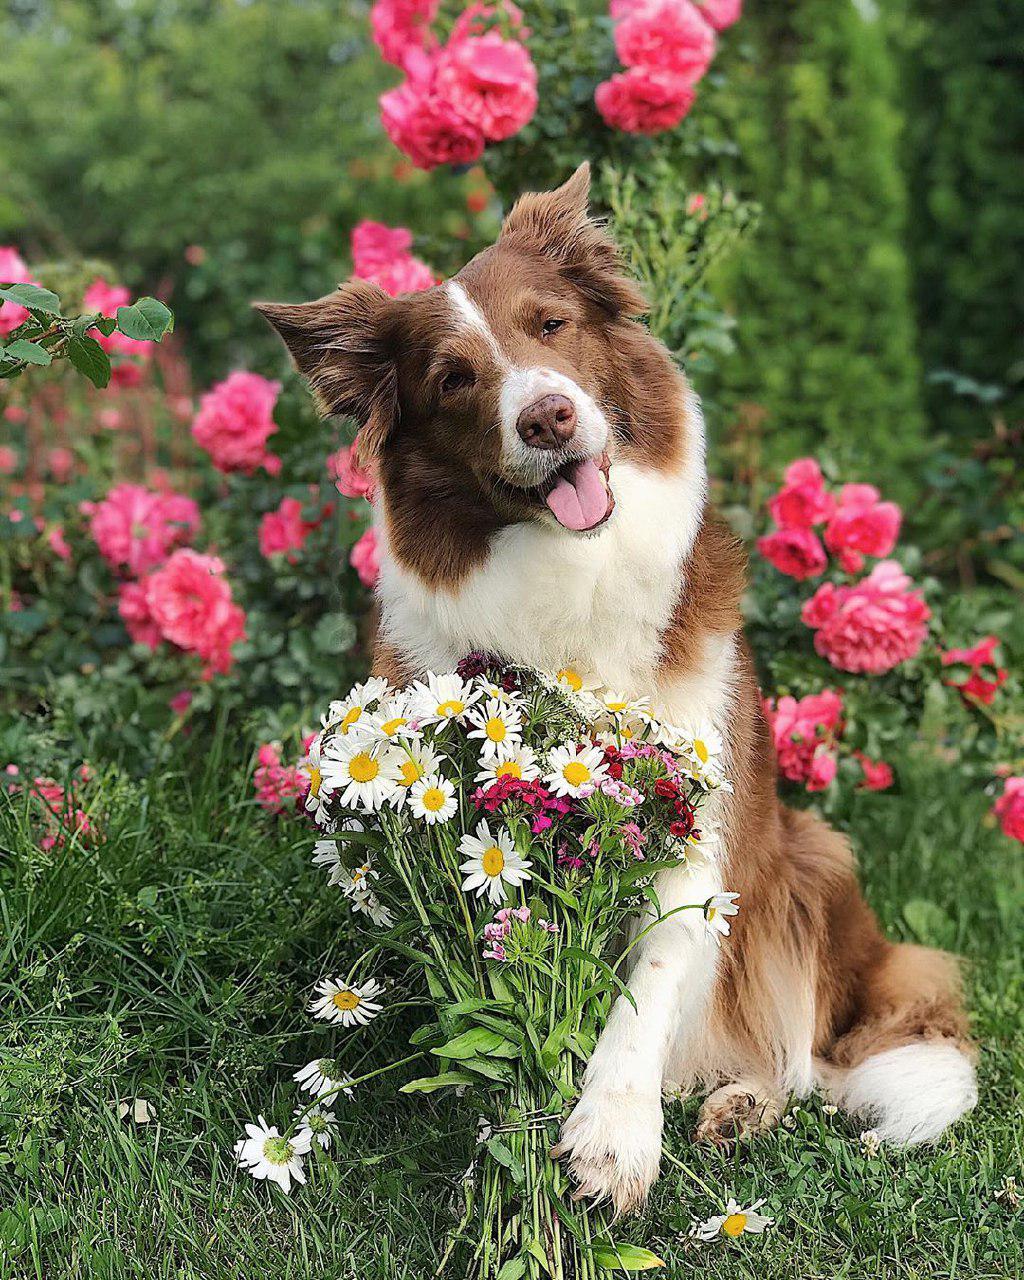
[293,1102,338,1150]
[293,1057,355,1099]
[234,1115,312,1195]
[703,891,740,941]
[308,976,384,1027]
[690,1197,773,1241]
[459,820,532,904]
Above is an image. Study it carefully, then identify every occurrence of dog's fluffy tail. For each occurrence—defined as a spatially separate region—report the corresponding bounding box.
[819,943,977,1146]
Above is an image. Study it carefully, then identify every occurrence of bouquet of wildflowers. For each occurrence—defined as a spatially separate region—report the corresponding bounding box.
[236,654,734,1277]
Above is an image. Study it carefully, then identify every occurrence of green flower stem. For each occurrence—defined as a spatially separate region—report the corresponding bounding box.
[288,1050,427,1132]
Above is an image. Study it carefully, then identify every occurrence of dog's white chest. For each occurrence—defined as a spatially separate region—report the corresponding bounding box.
[377,459,705,693]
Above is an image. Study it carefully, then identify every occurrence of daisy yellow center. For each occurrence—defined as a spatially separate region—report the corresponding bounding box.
[308,765,322,796]
[706,906,717,921]
[482,846,505,876]
[399,760,422,786]
[721,1213,747,1238]
[495,761,522,779]
[606,700,629,713]
[562,761,590,787]
[485,717,507,742]
[558,668,582,692]
[341,706,363,732]
[381,716,407,736]
[348,753,379,784]
[262,1135,293,1165]
[421,786,446,812]
[694,738,709,763]
[332,990,360,1011]
[621,726,635,740]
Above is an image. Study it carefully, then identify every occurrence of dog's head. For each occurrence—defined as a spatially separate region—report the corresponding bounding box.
[258,164,689,566]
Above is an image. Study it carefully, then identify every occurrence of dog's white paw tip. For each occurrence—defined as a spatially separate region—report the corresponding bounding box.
[556,1087,663,1215]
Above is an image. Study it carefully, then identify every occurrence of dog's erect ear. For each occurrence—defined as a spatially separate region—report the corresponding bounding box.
[498,162,647,318]
[254,280,397,462]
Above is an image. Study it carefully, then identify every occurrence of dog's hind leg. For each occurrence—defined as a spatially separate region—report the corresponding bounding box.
[694,1077,786,1147]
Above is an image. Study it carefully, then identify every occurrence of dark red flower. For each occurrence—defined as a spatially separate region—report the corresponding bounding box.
[654,777,679,801]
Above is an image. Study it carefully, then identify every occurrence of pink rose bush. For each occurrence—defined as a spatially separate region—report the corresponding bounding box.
[375,2,537,169]
[192,372,282,476]
[994,777,1024,844]
[596,0,739,135]
[756,526,827,581]
[145,550,247,677]
[801,560,930,675]
[823,484,901,574]
[763,690,843,791]
[351,221,436,296]
[86,483,201,577]
[0,245,38,335]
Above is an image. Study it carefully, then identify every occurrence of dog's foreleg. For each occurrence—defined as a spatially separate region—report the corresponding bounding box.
[554,859,722,1213]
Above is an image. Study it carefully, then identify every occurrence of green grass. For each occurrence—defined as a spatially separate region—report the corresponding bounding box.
[1,740,1021,1279]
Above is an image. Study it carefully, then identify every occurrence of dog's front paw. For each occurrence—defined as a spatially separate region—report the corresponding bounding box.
[552,1086,663,1215]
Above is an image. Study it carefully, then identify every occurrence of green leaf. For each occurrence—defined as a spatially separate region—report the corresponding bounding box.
[903,898,956,947]
[67,334,111,388]
[0,283,61,314]
[115,297,173,341]
[432,1027,509,1060]
[312,612,357,654]
[591,1241,666,1270]
[399,1071,477,1095]
[560,946,637,1013]
[3,339,51,366]
[496,1258,527,1280]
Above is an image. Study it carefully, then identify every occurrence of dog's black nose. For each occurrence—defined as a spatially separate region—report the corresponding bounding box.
[516,394,577,450]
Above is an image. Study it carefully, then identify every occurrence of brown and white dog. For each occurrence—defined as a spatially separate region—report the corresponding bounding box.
[259,164,977,1212]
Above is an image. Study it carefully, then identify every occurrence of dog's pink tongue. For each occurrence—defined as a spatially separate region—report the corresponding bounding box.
[544,458,609,531]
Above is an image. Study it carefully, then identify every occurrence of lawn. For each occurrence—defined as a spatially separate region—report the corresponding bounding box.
[1,739,1020,1279]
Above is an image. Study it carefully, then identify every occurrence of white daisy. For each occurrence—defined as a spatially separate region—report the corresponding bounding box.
[703,892,740,941]
[351,891,395,928]
[466,698,524,759]
[473,677,526,707]
[309,976,384,1027]
[349,691,423,748]
[408,773,458,824]
[545,743,608,798]
[553,666,598,695]
[389,742,442,807]
[293,1102,338,1151]
[689,1197,773,1241]
[293,1058,354,1100]
[320,737,402,812]
[300,732,333,825]
[323,676,390,735]
[475,742,541,785]
[599,689,650,719]
[408,672,481,727]
[234,1116,313,1195]
[311,822,368,887]
[458,820,532,905]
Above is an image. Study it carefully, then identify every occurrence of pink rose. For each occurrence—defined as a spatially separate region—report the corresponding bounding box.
[145,549,247,677]
[0,446,17,475]
[693,0,741,29]
[46,447,75,484]
[764,689,843,790]
[941,635,1008,706]
[806,751,837,792]
[88,483,200,577]
[0,246,36,335]
[258,497,310,560]
[801,560,930,674]
[855,753,894,791]
[594,66,696,134]
[82,278,153,359]
[824,483,901,573]
[994,776,1024,843]
[328,441,376,501]
[370,0,439,68]
[757,527,827,580]
[614,0,716,82]
[350,526,381,589]
[434,31,538,142]
[47,525,71,562]
[352,221,414,273]
[169,690,194,715]
[253,742,306,813]
[767,457,836,529]
[118,580,163,649]
[191,371,281,475]
[380,74,486,170]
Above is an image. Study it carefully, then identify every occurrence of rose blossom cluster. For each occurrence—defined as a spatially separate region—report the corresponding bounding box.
[801,560,931,676]
[351,221,436,297]
[757,459,901,582]
[994,777,1024,844]
[763,690,844,791]
[253,743,308,814]
[192,371,282,475]
[941,635,1008,707]
[258,496,333,563]
[375,1,538,169]
[595,0,740,136]
[0,245,39,335]
[85,482,200,577]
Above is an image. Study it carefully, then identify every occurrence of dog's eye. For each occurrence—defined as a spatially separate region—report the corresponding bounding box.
[541,317,567,338]
[440,367,475,395]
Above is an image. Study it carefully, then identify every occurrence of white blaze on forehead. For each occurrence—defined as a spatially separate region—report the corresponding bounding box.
[446,280,507,366]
